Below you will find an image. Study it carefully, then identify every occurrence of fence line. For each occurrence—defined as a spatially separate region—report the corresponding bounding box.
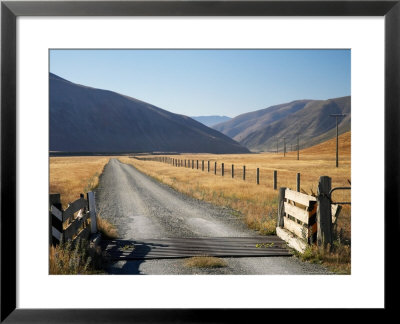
[133,156,309,191]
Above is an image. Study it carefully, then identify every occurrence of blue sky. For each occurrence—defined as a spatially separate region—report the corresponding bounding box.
[50,49,350,118]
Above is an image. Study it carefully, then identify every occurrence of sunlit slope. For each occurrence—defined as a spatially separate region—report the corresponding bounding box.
[301,131,351,156]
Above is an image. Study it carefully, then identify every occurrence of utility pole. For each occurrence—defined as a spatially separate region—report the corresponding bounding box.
[329,114,346,167]
[283,137,286,157]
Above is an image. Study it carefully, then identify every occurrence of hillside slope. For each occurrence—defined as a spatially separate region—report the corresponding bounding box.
[301,130,351,156]
[49,73,249,154]
[213,96,350,152]
[191,115,231,127]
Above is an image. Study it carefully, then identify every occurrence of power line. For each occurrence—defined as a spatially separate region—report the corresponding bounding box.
[329,114,346,167]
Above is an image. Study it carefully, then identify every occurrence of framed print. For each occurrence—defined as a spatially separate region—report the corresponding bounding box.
[1,0,399,321]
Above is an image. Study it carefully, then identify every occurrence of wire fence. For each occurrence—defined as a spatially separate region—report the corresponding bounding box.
[134,156,305,191]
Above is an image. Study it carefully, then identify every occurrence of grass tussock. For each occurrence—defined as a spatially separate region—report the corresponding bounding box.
[49,238,104,275]
[296,240,351,274]
[184,256,227,268]
[50,156,111,208]
[96,214,119,239]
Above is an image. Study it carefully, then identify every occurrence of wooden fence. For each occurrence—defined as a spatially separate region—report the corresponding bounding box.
[133,156,304,191]
[276,176,342,252]
[49,192,98,246]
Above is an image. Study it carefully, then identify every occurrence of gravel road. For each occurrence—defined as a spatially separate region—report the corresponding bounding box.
[95,159,330,275]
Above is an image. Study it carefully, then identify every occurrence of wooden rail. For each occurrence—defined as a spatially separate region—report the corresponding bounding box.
[49,192,98,245]
[276,176,342,252]
[277,188,317,245]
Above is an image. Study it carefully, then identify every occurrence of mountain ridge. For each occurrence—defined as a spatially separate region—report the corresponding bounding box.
[49,73,249,154]
[213,96,350,152]
[191,115,232,127]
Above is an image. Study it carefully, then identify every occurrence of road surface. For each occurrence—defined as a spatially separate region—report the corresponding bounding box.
[95,158,330,275]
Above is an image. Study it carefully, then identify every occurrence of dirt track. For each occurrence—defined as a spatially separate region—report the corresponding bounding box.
[95,159,330,275]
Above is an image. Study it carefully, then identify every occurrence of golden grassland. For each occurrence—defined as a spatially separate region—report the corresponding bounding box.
[49,156,110,208]
[119,132,351,240]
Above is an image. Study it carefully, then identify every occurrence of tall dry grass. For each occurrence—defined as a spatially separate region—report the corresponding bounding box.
[49,156,110,208]
[49,238,105,274]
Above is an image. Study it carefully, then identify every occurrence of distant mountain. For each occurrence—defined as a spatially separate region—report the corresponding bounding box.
[49,73,249,154]
[213,96,350,152]
[191,115,232,127]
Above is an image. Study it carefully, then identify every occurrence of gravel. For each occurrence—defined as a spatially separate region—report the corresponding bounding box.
[95,159,331,275]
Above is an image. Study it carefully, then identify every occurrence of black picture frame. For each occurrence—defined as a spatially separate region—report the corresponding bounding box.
[1,0,398,322]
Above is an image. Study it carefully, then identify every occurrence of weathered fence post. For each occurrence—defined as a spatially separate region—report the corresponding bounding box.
[197,160,199,169]
[208,161,210,172]
[49,194,62,246]
[87,191,97,234]
[222,163,224,176]
[277,187,287,227]
[317,176,332,246]
[202,160,204,171]
[232,164,234,178]
[214,162,217,175]
[257,168,259,184]
[296,173,301,192]
[243,166,246,180]
[273,170,277,190]
[192,160,194,169]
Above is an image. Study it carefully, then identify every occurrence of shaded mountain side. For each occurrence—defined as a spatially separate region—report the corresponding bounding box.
[214,96,350,152]
[49,73,249,154]
[191,115,232,127]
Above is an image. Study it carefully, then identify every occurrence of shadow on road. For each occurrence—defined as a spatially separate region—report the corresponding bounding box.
[102,240,167,275]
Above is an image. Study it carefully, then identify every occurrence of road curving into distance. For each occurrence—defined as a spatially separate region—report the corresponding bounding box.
[95,158,330,275]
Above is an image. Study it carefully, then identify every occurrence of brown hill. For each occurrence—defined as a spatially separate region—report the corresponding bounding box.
[301,131,351,155]
[49,73,249,154]
[213,96,350,152]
